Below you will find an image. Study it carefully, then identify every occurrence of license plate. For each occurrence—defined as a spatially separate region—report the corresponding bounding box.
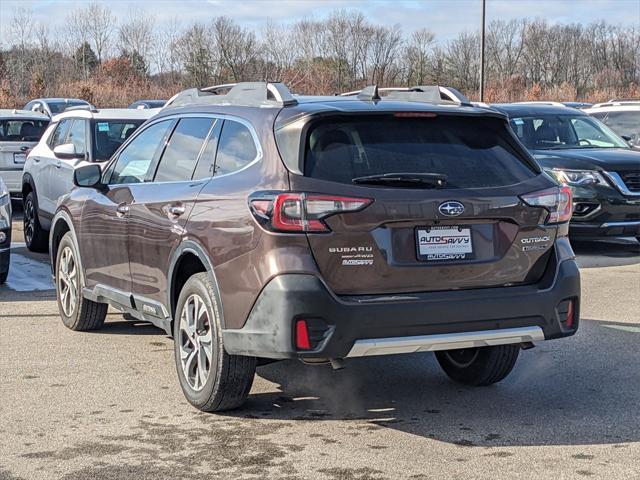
[416,226,473,261]
[13,153,26,164]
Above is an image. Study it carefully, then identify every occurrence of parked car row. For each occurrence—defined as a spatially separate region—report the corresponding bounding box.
[0,86,637,417]
[48,82,583,412]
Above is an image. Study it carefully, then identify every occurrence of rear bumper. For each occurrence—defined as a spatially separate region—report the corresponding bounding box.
[222,242,581,360]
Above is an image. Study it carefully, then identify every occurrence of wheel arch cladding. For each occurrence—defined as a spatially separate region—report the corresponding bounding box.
[168,241,220,329]
[50,218,71,270]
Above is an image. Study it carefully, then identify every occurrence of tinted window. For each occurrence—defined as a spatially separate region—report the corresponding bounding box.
[109,120,172,185]
[93,120,144,161]
[305,115,535,189]
[49,119,72,148]
[214,121,258,176]
[154,118,215,182]
[0,119,48,141]
[67,119,86,155]
[509,115,628,150]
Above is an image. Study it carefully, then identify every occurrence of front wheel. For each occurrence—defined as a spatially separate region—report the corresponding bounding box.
[56,232,107,331]
[435,344,520,386]
[174,272,256,412]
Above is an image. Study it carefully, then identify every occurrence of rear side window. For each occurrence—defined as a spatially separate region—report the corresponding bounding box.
[305,115,535,189]
[0,119,48,141]
[154,118,215,182]
[109,120,172,185]
[214,120,258,176]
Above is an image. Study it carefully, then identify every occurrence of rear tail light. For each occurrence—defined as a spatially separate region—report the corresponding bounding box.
[520,185,572,224]
[249,192,372,233]
[295,319,311,350]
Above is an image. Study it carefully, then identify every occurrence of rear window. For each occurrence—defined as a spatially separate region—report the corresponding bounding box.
[304,115,535,188]
[92,120,144,161]
[0,119,48,142]
[48,101,88,114]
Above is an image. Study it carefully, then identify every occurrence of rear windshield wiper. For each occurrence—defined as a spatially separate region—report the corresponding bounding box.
[352,172,447,188]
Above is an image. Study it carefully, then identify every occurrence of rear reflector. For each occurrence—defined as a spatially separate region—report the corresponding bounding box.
[250,192,372,233]
[295,320,311,350]
[520,185,572,224]
[566,300,575,329]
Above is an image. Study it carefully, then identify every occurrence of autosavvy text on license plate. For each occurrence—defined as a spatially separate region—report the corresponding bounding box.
[13,153,26,164]
[417,226,473,261]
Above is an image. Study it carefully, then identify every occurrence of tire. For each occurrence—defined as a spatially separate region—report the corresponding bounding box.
[435,344,520,386]
[174,272,256,412]
[23,191,48,252]
[55,232,107,331]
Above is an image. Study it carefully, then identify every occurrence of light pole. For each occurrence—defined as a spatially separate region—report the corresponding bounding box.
[479,0,486,101]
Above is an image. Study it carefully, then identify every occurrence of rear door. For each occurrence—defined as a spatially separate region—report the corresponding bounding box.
[127,116,219,309]
[289,113,556,295]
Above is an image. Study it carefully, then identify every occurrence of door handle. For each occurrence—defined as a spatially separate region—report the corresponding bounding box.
[116,204,130,216]
[168,204,186,217]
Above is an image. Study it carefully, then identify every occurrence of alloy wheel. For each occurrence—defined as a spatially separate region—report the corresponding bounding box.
[24,199,35,245]
[179,294,213,392]
[58,246,78,317]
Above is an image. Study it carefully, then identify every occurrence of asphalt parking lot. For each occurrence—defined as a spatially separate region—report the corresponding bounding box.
[1,201,639,480]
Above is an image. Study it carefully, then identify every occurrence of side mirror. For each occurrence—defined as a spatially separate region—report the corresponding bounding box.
[53,143,83,160]
[74,164,103,189]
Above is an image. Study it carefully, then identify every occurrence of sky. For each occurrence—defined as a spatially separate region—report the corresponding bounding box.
[1,0,638,43]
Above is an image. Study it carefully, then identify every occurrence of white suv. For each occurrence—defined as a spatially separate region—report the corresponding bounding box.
[22,107,156,251]
[0,109,49,196]
[586,100,640,148]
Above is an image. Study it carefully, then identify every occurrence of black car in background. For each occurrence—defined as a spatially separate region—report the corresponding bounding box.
[493,103,640,241]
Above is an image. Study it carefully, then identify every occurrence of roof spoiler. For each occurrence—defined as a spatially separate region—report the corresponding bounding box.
[341,85,471,106]
[163,82,298,110]
[64,105,98,113]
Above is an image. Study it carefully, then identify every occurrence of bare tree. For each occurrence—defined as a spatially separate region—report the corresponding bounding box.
[405,28,436,85]
[211,17,257,82]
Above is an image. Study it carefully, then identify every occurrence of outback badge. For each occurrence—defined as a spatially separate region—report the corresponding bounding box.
[439,201,465,217]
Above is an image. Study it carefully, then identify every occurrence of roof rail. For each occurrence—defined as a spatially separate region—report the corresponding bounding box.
[591,100,640,108]
[341,85,471,106]
[514,101,566,107]
[607,98,640,103]
[164,82,298,109]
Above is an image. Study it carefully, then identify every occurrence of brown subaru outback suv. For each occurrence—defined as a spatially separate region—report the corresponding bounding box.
[50,83,580,412]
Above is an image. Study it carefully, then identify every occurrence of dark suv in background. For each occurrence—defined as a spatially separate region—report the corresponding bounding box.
[493,103,640,240]
[50,83,580,412]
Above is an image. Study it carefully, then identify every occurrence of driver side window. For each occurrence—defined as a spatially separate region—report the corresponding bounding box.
[109,120,173,185]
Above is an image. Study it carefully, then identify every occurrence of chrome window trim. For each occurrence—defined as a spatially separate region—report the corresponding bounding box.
[105,112,263,187]
[603,171,640,197]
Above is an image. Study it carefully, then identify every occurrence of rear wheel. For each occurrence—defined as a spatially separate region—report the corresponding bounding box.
[436,344,520,386]
[174,272,256,412]
[23,192,48,252]
[56,232,107,331]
